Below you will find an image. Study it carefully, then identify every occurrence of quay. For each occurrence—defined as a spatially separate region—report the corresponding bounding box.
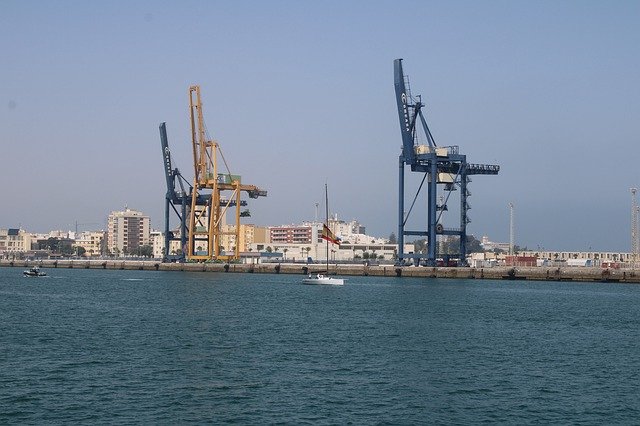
[2,259,640,284]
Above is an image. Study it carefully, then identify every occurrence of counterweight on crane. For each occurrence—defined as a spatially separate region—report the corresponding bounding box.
[394,59,499,266]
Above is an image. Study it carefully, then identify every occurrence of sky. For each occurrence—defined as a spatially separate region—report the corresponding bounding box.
[1,0,639,252]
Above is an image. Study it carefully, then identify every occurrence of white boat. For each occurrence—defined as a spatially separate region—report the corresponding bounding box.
[302,183,344,285]
[302,273,344,285]
[23,266,47,277]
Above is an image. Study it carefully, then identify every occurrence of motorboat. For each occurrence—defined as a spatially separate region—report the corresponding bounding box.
[23,266,47,277]
[302,273,344,285]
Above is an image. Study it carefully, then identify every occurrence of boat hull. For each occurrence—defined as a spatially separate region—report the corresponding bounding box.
[23,269,47,277]
[302,275,344,285]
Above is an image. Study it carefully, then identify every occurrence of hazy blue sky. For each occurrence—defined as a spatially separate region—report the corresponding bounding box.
[1,1,639,252]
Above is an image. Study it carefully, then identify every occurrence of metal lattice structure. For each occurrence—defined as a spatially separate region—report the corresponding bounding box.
[159,86,266,262]
[394,59,499,266]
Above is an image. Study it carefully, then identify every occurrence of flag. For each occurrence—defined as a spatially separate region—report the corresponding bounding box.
[321,224,341,245]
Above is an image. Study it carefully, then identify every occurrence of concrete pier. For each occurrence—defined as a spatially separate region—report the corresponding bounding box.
[3,259,640,284]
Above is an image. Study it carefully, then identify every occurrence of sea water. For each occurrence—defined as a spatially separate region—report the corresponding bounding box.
[1,267,639,424]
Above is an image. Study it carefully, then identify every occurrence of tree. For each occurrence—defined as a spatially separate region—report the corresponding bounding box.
[136,245,153,258]
[388,233,397,244]
[44,237,59,252]
[61,243,74,256]
[76,246,87,257]
[413,239,427,253]
[466,235,483,253]
[266,246,273,253]
[283,248,288,260]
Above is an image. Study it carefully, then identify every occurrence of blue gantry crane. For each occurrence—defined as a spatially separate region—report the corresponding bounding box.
[394,59,499,266]
[159,122,190,262]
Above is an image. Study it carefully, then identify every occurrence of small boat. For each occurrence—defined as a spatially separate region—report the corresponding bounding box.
[302,273,344,285]
[23,266,47,277]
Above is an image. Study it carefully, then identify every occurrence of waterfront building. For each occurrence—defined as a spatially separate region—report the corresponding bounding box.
[251,219,404,262]
[74,231,105,257]
[220,223,256,252]
[521,250,634,266]
[0,228,32,259]
[150,230,164,259]
[253,226,269,244]
[480,235,510,252]
[107,207,150,256]
[269,224,313,245]
[218,224,258,253]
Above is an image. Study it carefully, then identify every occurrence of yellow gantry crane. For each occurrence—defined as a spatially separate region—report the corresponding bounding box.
[187,85,266,262]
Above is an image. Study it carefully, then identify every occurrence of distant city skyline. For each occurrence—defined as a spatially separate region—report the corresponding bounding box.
[2,1,639,252]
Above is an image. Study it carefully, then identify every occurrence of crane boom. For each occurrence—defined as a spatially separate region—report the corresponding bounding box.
[394,59,416,164]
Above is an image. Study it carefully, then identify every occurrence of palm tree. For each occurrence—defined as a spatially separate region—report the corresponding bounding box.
[283,248,288,260]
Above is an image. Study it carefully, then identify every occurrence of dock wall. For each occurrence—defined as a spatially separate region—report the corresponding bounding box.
[3,259,640,284]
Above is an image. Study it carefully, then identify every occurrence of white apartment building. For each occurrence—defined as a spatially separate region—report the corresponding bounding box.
[480,235,510,252]
[107,207,150,255]
[151,230,164,259]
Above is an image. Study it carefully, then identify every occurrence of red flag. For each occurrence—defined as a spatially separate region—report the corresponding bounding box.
[321,224,341,245]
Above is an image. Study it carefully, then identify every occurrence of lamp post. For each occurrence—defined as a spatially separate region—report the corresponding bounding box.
[509,202,515,257]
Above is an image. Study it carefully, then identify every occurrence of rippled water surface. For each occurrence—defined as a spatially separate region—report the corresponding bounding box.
[1,267,640,423]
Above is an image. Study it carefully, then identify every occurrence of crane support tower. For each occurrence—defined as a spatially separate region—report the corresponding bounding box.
[394,59,499,266]
[159,86,267,262]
